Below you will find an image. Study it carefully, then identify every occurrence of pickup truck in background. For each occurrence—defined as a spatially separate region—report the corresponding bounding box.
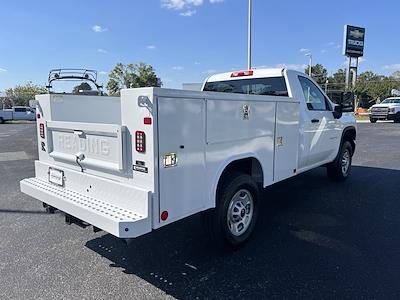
[369,97,400,123]
[20,68,356,249]
[0,106,36,123]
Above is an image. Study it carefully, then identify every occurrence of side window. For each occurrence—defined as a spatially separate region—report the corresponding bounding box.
[14,108,26,112]
[298,76,327,110]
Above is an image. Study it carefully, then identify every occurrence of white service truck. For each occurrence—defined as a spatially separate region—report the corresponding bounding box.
[0,106,36,123]
[20,68,356,248]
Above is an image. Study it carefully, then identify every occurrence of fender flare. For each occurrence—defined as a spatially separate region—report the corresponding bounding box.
[338,126,356,156]
[209,153,265,208]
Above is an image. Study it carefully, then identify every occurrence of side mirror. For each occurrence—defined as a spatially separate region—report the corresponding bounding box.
[333,105,343,119]
[340,92,355,112]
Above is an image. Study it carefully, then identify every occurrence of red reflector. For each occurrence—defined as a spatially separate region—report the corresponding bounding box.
[36,114,41,119]
[231,70,254,77]
[135,131,146,153]
[39,124,45,139]
[144,117,152,125]
[161,211,168,221]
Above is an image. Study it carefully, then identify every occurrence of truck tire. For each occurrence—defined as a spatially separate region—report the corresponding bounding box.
[327,141,353,181]
[205,172,259,250]
[394,113,400,123]
[0,117,4,124]
[369,118,377,123]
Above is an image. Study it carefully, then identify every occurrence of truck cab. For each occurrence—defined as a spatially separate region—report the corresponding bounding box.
[203,68,356,173]
[12,106,36,120]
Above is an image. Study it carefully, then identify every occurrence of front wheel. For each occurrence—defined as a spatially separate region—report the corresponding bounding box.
[205,172,259,250]
[0,117,4,124]
[394,113,400,123]
[370,118,377,123]
[327,141,353,181]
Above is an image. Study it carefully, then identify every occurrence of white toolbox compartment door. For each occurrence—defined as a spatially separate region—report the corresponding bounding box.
[157,97,206,224]
[274,101,299,182]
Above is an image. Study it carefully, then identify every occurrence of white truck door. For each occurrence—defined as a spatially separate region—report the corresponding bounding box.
[157,97,206,225]
[298,76,338,167]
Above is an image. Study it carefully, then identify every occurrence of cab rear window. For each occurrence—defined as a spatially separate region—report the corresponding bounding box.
[203,77,288,96]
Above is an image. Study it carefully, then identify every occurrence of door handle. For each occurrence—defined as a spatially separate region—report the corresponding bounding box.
[73,130,85,137]
[311,119,320,123]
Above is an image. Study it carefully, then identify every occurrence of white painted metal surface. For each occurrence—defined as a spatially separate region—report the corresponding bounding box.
[274,101,299,181]
[36,94,121,124]
[157,97,206,224]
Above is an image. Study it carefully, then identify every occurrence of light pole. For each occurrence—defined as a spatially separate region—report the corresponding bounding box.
[305,53,312,77]
[247,0,252,70]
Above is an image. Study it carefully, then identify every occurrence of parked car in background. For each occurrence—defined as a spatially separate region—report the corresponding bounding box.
[369,98,400,123]
[0,106,36,123]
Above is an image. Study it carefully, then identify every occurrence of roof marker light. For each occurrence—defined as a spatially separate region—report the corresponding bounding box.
[231,70,254,77]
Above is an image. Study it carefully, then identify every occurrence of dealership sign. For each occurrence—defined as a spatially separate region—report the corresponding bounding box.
[343,25,365,57]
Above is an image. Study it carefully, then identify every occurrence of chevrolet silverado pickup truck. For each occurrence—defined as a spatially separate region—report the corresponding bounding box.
[20,68,356,249]
[369,97,400,123]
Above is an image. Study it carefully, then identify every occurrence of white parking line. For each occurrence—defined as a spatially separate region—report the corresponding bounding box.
[0,151,30,162]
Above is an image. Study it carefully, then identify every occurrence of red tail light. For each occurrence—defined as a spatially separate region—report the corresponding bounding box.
[144,117,152,125]
[39,124,45,139]
[231,70,253,77]
[135,131,146,153]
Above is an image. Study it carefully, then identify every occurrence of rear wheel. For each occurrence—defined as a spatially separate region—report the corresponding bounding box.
[205,172,259,250]
[0,117,4,124]
[327,141,353,181]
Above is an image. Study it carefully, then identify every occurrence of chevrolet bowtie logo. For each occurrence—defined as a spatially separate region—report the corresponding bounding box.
[350,29,364,39]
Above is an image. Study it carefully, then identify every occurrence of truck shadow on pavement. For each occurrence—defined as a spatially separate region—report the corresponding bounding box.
[0,209,49,215]
[86,166,400,299]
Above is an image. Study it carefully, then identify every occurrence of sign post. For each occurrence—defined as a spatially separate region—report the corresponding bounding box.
[343,25,365,90]
[248,0,252,70]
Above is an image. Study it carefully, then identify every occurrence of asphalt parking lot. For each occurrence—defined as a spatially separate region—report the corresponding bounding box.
[0,122,399,299]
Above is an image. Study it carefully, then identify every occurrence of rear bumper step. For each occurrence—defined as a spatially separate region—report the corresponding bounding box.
[20,177,151,238]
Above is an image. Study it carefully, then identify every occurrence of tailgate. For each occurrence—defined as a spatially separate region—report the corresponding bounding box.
[47,121,126,173]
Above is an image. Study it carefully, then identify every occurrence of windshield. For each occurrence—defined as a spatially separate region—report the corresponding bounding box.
[382,98,400,104]
[203,77,288,96]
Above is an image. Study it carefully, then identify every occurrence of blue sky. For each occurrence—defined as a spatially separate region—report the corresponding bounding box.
[0,0,399,91]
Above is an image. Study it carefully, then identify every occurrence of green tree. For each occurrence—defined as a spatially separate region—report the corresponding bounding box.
[5,81,47,106]
[354,71,400,107]
[73,82,92,93]
[327,69,346,91]
[106,62,161,96]
[305,64,328,85]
